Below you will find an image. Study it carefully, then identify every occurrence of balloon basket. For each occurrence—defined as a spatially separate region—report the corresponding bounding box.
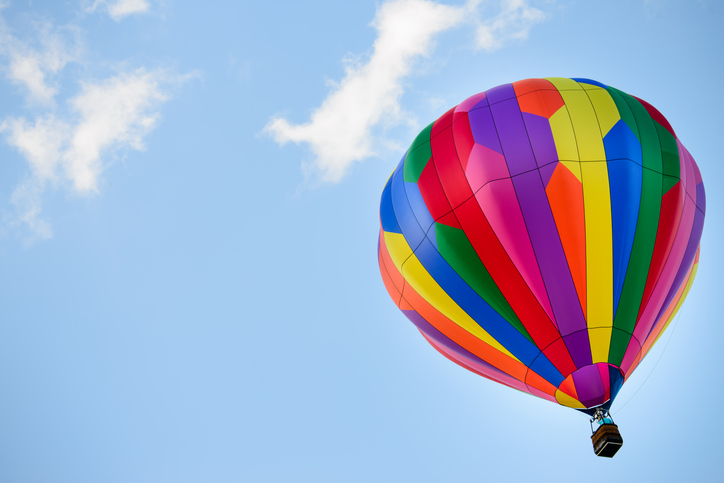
[589,409,623,458]
[591,423,623,457]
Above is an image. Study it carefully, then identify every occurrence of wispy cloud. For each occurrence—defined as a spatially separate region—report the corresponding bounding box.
[0,4,188,241]
[2,69,178,238]
[265,0,546,182]
[474,0,547,51]
[0,19,81,105]
[89,0,151,21]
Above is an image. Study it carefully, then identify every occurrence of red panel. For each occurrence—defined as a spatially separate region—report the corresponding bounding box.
[634,96,676,138]
[416,161,461,229]
[431,106,455,138]
[542,337,577,377]
[597,363,612,403]
[451,112,476,171]
[513,79,564,119]
[637,182,684,321]
[431,123,473,210]
[436,212,462,229]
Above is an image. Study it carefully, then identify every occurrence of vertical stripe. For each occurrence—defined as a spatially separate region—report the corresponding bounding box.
[548,78,613,363]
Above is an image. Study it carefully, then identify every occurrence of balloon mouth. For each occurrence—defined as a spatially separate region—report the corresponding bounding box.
[554,363,625,412]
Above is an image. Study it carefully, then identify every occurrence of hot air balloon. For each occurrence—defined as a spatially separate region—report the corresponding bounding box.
[377,78,705,457]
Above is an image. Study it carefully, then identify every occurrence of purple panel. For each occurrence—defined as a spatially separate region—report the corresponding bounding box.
[563,330,594,368]
[522,112,559,167]
[572,364,606,408]
[468,106,503,155]
[455,92,487,114]
[696,182,706,214]
[485,83,517,105]
[401,309,508,378]
[490,98,537,175]
[539,161,559,188]
[511,170,588,337]
[471,96,490,111]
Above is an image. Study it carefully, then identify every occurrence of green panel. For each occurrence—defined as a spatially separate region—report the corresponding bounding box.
[663,175,679,195]
[656,122,681,192]
[608,328,633,367]
[435,223,534,344]
[606,88,639,143]
[609,93,663,366]
[403,122,434,183]
[622,94,662,174]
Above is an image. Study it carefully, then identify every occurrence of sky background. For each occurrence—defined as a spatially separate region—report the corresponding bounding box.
[0,0,721,481]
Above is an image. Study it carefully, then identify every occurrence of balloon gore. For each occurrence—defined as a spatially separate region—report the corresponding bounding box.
[377,78,705,413]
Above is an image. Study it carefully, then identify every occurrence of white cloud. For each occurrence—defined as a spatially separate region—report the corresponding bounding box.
[474,0,546,51]
[265,0,547,183]
[2,69,177,237]
[90,0,151,21]
[0,21,80,105]
[8,180,53,240]
[64,70,169,192]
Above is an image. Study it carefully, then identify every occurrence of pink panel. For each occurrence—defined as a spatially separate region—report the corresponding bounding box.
[621,333,643,375]
[455,92,487,114]
[526,384,559,404]
[475,179,556,325]
[420,332,532,394]
[465,143,511,192]
[632,195,696,345]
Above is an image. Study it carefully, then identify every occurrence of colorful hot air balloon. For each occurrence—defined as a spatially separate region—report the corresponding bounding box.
[377,78,705,456]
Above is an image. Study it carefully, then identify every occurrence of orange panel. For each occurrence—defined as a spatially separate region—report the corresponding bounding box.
[546,164,587,316]
[524,367,558,397]
[400,279,529,383]
[558,374,579,400]
[513,78,564,119]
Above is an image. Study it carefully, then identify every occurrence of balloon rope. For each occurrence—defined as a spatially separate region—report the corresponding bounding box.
[611,310,683,416]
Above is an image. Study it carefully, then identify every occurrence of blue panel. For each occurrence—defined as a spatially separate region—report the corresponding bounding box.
[529,353,566,388]
[379,174,401,234]
[604,119,642,162]
[413,237,563,385]
[572,78,608,89]
[605,121,643,316]
[404,181,435,234]
[390,163,425,249]
[607,159,642,316]
[608,365,625,403]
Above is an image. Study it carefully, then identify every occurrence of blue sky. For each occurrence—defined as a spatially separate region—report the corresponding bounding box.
[0,0,721,481]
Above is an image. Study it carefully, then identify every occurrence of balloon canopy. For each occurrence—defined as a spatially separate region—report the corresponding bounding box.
[377,78,705,413]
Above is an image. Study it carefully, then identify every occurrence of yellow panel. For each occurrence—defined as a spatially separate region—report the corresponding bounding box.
[549,106,580,165]
[555,389,585,408]
[383,232,518,360]
[547,78,605,162]
[580,161,613,361]
[545,77,580,91]
[585,87,621,138]
[588,327,612,363]
[383,231,414,270]
[560,160,582,182]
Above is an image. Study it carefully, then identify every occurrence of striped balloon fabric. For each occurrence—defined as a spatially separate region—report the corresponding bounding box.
[378,78,705,411]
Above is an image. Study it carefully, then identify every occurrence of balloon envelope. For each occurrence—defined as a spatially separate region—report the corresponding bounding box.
[378,78,705,412]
